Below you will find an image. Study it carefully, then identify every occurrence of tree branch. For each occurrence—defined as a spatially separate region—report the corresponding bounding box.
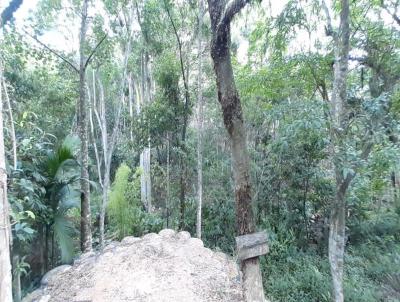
[1,0,23,27]
[218,0,250,30]
[321,0,334,36]
[84,34,107,70]
[163,0,191,142]
[381,0,400,26]
[23,29,79,73]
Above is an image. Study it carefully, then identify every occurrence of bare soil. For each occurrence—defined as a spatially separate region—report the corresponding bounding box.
[23,229,244,302]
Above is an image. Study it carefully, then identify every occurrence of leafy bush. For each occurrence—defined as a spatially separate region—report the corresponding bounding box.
[108,164,162,240]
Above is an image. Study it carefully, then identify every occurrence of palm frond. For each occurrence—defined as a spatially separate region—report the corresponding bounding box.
[61,135,80,154]
[59,186,80,210]
[53,210,76,264]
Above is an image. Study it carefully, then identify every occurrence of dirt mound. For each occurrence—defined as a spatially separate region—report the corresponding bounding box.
[23,229,244,302]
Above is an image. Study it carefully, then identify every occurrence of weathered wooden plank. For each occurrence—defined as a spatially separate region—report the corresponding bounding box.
[235,231,268,261]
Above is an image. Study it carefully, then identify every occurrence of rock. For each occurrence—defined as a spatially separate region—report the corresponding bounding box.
[103,241,120,252]
[188,237,204,248]
[38,295,51,302]
[142,232,160,241]
[73,251,96,266]
[40,265,71,286]
[176,231,191,241]
[121,236,141,246]
[21,289,43,302]
[24,229,244,302]
[158,228,176,238]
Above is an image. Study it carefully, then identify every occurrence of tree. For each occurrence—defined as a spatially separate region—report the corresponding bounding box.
[78,0,93,253]
[90,2,135,247]
[1,2,23,299]
[322,1,371,300]
[0,62,13,302]
[206,0,265,301]
[135,1,153,213]
[196,0,204,239]
[40,136,81,265]
[25,0,107,252]
[163,0,192,229]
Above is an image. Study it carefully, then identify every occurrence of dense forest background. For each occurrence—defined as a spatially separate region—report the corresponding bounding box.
[1,0,400,301]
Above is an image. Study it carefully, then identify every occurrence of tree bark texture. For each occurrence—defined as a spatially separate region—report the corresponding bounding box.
[79,0,92,252]
[207,1,265,301]
[0,63,13,302]
[2,80,17,170]
[139,52,152,212]
[326,1,351,301]
[196,0,204,239]
[164,2,191,228]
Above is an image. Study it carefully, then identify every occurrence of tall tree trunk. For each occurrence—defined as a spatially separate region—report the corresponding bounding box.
[179,165,186,230]
[0,62,13,302]
[12,255,21,302]
[44,225,49,272]
[166,134,170,228]
[196,0,204,239]
[164,1,191,229]
[39,224,45,275]
[135,6,153,213]
[79,0,92,252]
[96,18,132,245]
[207,1,265,301]
[139,52,152,212]
[324,1,351,301]
[97,77,108,247]
[2,80,17,170]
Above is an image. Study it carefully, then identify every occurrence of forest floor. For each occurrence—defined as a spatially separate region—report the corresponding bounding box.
[22,229,244,302]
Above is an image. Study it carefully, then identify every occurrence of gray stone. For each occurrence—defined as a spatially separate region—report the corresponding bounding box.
[159,229,176,238]
[73,251,96,266]
[103,241,119,252]
[188,238,204,248]
[40,265,71,286]
[21,289,43,302]
[143,232,160,241]
[176,231,191,241]
[39,295,51,302]
[121,236,141,245]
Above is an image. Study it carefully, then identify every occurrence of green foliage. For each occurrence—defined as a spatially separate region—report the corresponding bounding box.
[108,164,162,240]
[4,0,400,299]
[108,164,134,239]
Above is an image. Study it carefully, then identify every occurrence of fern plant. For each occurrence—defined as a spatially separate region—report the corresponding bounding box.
[108,164,162,240]
[108,164,135,240]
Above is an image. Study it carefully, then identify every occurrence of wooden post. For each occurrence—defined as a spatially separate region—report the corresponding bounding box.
[236,231,269,301]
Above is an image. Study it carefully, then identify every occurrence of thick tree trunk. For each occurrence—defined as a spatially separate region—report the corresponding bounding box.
[0,63,13,302]
[79,0,92,252]
[326,1,350,301]
[329,174,347,302]
[207,1,265,301]
[196,0,204,239]
[214,48,265,302]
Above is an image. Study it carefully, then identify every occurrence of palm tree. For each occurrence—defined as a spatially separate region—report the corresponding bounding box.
[40,135,80,266]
